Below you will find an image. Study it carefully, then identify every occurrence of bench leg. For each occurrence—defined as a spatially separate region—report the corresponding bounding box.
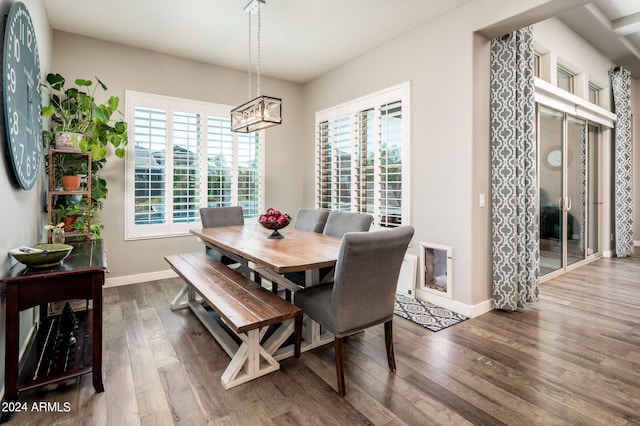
[170,284,189,310]
[221,327,279,390]
[171,283,201,310]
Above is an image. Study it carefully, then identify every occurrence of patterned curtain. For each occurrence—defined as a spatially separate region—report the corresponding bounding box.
[490,27,539,311]
[609,67,633,258]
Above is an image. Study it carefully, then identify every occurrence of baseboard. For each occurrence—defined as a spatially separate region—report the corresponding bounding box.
[105,269,178,288]
[414,288,493,318]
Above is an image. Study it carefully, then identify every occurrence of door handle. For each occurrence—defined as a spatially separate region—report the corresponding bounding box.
[565,197,572,212]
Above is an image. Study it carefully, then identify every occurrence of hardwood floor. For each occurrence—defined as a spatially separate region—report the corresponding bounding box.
[8,254,640,425]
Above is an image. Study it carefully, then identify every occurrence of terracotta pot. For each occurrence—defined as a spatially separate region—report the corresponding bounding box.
[61,215,78,231]
[61,175,81,191]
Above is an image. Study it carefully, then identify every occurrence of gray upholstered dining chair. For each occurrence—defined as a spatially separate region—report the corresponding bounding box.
[199,206,245,264]
[317,210,374,283]
[172,206,245,310]
[294,225,414,396]
[277,208,331,289]
[293,208,330,233]
[322,210,373,237]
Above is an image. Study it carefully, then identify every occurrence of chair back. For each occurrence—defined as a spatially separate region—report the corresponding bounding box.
[330,226,414,336]
[294,208,330,233]
[199,206,244,228]
[199,206,244,263]
[323,211,373,237]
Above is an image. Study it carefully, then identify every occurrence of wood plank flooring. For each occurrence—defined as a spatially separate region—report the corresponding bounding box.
[7,254,640,425]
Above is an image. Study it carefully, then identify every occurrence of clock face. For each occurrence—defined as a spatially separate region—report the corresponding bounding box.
[3,2,42,190]
[545,148,562,169]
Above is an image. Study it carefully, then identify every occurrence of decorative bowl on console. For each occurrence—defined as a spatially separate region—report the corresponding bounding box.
[9,244,73,268]
[258,208,291,239]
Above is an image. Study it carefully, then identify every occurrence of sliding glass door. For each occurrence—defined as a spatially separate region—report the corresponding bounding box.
[538,105,600,277]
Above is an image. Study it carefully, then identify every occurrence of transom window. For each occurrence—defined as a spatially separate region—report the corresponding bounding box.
[315,82,410,228]
[588,83,600,105]
[557,66,574,93]
[125,91,264,240]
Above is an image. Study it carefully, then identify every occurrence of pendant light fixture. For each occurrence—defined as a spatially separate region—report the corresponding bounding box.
[231,0,282,133]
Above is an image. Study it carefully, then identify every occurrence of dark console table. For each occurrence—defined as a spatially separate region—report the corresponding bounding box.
[1,240,106,405]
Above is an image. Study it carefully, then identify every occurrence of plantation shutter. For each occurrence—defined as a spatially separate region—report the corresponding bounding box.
[357,109,375,216]
[379,100,403,227]
[126,91,265,239]
[334,115,352,212]
[133,106,167,225]
[172,111,201,224]
[237,132,261,218]
[207,116,234,208]
[317,120,332,210]
[314,83,409,228]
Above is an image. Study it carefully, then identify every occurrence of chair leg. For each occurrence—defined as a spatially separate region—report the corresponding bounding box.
[334,337,346,397]
[294,314,302,358]
[384,320,396,372]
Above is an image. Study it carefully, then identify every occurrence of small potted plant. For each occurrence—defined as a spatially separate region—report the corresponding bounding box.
[54,200,85,231]
[45,222,66,244]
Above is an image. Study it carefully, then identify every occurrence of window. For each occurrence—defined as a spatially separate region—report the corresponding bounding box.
[315,82,410,228]
[125,91,264,239]
[557,66,574,93]
[588,83,600,105]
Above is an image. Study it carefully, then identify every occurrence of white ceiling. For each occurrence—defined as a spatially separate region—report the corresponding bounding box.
[560,0,640,77]
[42,0,470,84]
[42,0,640,84]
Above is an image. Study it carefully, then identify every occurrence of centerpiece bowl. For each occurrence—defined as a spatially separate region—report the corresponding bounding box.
[9,243,73,268]
[259,208,291,239]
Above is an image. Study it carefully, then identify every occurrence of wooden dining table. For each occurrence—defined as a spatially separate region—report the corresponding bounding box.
[188,224,343,356]
[191,224,341,274]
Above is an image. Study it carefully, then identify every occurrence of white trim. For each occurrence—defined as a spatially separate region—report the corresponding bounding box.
[105,269,178,288]
[535,78,616,128]
[414,289,493,319]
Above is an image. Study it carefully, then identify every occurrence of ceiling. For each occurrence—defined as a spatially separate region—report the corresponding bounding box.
[560,0,640,77]
[42,0,640,84]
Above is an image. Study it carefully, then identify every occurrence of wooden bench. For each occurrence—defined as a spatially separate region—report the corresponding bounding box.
[165,252,302,389]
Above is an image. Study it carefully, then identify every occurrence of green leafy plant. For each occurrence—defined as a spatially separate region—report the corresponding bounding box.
[41,73,128,161]
[42,73,129,238]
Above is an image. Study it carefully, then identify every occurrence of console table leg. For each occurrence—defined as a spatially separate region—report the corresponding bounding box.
[92,276,105,393]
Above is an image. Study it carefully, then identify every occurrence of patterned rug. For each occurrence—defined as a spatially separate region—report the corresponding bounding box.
[394,294,468,332]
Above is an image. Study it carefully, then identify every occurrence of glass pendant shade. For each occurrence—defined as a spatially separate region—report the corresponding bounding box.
[230,95,282,133]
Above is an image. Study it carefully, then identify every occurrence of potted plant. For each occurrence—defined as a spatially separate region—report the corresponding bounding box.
[42,73,128,238]
[53,200,85,231]
[56,155,87,191]
[42,73,128,161]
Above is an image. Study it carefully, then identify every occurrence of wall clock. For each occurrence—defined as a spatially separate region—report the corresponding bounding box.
[2,2,42,190]
[544,146,562,170]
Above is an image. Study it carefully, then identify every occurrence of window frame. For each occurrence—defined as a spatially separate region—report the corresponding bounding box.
[557,66,574,93]
[124,91,265,240]
[314,82,411,229]
[588,83,600,106]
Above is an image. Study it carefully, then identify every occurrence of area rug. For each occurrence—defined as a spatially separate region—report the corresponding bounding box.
[394,294,468,332]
